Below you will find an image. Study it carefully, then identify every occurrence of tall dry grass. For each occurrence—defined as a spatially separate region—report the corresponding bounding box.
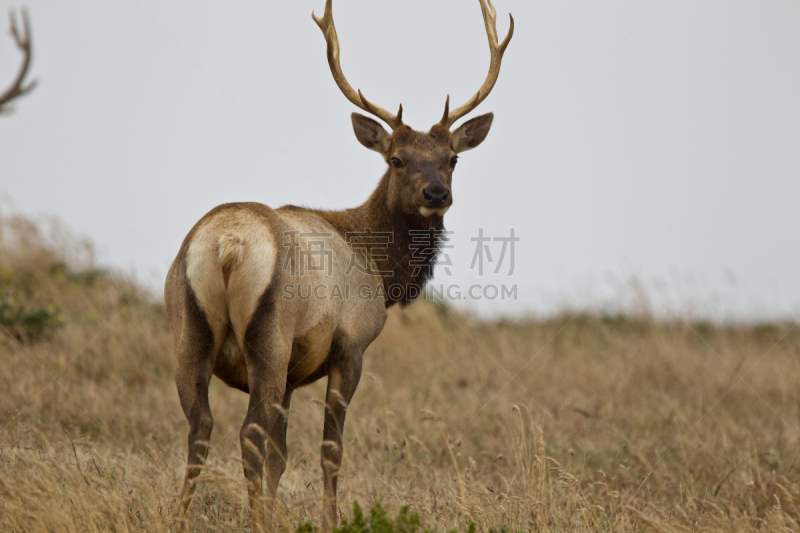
[1,214,800,532]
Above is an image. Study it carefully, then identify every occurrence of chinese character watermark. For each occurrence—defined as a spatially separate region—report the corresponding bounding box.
[470,228,518,276]
[282,229,333,276]
[409,228,453,277]
[344,229,394,276]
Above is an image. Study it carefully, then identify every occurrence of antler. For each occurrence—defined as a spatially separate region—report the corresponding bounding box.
[0,8,36,113]
[440,0,514,128]
[312,0,403,130]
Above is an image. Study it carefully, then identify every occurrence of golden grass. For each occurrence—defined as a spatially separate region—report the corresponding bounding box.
[2,214,800,532]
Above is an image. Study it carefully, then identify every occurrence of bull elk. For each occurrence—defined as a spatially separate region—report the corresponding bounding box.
[165,0,513,530]
[0,8,36,113]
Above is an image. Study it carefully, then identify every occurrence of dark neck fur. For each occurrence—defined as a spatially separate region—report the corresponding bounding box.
[307,170,445,307]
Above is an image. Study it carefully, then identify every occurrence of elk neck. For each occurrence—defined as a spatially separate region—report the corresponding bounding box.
[312,168,446,307]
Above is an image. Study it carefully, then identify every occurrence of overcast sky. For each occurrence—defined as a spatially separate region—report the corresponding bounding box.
[1,0,799,321]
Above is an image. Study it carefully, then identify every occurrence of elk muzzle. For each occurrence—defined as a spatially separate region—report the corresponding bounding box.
[423,187,450,207]
[419,185,452,217]
[416,164,452,217]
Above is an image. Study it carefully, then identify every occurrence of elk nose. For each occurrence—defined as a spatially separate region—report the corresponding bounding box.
[423,187,450,207]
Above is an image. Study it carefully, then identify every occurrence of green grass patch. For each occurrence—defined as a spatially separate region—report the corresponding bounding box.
[296,503,477,533]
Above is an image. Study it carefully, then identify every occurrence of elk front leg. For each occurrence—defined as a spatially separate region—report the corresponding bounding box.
[240,339,290,533]
[321,356,362,533]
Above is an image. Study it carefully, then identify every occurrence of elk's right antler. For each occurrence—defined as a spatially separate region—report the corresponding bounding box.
[440,0,514,128]
[313,0,404,130]
[0,8,36,113]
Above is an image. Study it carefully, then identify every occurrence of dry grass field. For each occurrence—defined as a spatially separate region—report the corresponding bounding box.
[2,214,800,532]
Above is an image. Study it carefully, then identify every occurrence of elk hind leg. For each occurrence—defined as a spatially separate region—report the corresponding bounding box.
[263,387,293,529]
[175,313,217,526]
[240,319,290,532]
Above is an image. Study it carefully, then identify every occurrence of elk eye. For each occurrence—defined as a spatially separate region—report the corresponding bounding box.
[390,157,404,169]
[450,156,459,168]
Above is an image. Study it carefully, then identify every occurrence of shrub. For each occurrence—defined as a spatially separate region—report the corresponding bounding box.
[0,297,63,342]
[297,503,477,533]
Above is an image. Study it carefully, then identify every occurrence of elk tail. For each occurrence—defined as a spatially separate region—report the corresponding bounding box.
[218,233,245,291]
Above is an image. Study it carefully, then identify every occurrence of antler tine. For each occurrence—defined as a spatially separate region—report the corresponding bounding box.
[439,94,450,125]
[440,0,514,128]
[313,0,403,130]
[0,7,37,112]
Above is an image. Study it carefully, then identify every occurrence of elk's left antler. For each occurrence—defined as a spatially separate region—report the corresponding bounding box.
[440,0,514,128]
[0,8,36,112]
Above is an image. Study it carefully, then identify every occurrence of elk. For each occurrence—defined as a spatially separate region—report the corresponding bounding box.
[0,8,36,113]
[165,0,513,531]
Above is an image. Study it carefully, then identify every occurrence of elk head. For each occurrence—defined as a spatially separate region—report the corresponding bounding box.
[313,0,513,219]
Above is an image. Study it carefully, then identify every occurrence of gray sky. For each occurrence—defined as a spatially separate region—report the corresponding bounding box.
[1,0,799,321]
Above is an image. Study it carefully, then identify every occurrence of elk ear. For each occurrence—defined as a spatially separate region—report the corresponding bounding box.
[352,113,392,155]
[450,112,494,153]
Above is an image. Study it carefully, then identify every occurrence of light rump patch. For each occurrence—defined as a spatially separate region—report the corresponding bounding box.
[186,226,228,356]
[218,232,245,291]
[222,227,276,352]
[186,212,277,354]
